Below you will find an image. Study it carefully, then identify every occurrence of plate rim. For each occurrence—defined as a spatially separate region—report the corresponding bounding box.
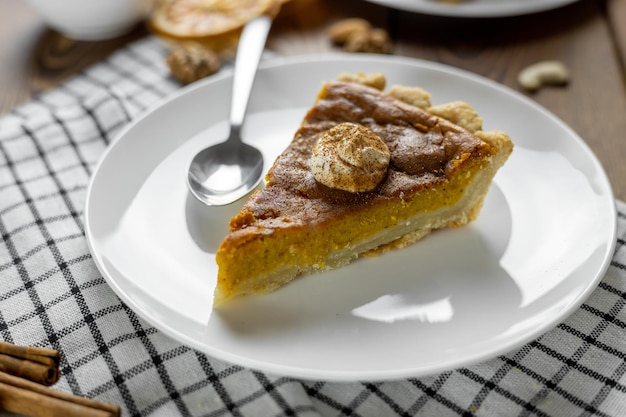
[362,0,581,18]
[84,53,617,381]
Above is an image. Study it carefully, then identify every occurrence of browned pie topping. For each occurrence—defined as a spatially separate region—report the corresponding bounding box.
[229,80,493,229]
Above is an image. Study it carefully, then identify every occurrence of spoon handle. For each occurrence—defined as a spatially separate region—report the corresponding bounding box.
[229,15,273,140]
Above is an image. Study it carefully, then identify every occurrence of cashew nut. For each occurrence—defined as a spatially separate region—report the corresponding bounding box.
[518,60,570,92]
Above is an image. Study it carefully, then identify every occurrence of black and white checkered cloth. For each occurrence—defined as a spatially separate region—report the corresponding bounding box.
[1,36,625,417]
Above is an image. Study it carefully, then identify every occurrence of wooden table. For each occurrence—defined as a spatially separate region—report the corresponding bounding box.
[2,0,626,200]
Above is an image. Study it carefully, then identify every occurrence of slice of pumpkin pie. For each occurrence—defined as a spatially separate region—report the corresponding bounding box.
[214,72,513,305]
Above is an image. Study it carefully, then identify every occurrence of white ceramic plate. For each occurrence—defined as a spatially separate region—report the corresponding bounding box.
[364,0,580,18]
[85,54,616,381]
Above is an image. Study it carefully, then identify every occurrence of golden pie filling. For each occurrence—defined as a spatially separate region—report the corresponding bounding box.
[214,74,513,305]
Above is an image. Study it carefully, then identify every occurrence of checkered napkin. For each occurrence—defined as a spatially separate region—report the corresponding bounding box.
[1,35,625,417]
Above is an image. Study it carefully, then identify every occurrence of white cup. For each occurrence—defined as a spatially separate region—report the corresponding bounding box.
[26,0,154,41]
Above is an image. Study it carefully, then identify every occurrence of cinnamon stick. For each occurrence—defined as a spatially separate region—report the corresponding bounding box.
[0,372,120,417]
[0,342,60,386]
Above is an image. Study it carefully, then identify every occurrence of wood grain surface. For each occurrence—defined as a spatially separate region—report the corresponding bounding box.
[1,0,625,200]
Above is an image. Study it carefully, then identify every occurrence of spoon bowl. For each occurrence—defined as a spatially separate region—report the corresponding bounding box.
[188,135,264,205]
[187,15,272,206]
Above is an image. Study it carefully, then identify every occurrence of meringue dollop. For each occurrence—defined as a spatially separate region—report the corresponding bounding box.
[310,122,391,193]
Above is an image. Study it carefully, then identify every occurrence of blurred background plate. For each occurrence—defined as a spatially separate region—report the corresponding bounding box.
[363,0,581,18]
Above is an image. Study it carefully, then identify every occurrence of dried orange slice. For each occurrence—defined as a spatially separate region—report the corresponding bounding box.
[149,0,283,52]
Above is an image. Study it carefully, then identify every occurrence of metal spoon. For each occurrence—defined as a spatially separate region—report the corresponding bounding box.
[187,15,272,206]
